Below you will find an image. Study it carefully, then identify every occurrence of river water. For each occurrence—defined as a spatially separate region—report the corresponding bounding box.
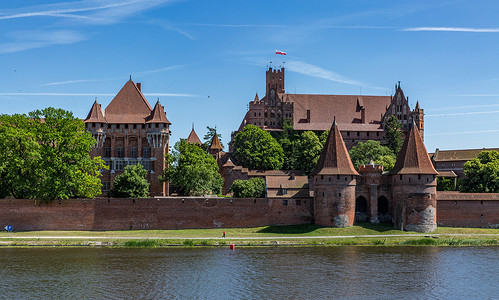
[0,246,497,299]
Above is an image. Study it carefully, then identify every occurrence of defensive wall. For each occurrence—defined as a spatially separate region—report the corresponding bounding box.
[1,193,498,231]
[0,197,313,231]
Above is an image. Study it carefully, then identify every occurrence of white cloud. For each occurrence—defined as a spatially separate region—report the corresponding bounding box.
[402,27,499,33]
[0,92,197,97]
[286,60,364,86]
[0,30,86,54]
[426,110,499,117]
[426,129,499,136]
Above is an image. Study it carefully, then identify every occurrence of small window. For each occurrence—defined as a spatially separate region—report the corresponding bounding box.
[347,132,350,137]
[295,200,301,206]
[377,132,379,136]
[282,188,287,195]
[105,147,111,158]
[339,193,341,197]
[130,147,138,158]
[143,147,150,158]
[283,200,288,206]
[367,132,369,137]
[117,147,124,158]
[357,131,360,136]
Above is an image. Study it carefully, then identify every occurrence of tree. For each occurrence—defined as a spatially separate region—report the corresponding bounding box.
[460,151,499,193]
[110,164,150,198]
[0,108,106,200]
[349,140,396,170]
[291,131,323,174]
[232,125,284,170]
[162,140,223,196]
[384,115,403,155]
[230,178,266,198]
[437,177,456,191]
[203,126,223,149]
[273,119,300,170]
[374,155,396,172]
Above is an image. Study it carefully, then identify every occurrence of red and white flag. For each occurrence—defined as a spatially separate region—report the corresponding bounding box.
[275,50,286,55]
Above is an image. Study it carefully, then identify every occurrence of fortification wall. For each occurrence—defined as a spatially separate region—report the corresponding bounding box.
[0,197,313,231]
[436,192,499,228]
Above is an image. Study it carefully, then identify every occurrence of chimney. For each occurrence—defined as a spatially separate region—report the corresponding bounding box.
[137,83,141,91]
[361,108,366,124]
[306,109,311,123]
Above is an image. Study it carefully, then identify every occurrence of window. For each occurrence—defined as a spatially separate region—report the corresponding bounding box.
[117,147,124,158]
[347,131,350,137]
[141,160,153,171]
[116,160,125,171]
[102,182,110,191]
[295,200,301,206]
[143,147,150,158]
[281,188,287,195]
[357,132,360,136]
[367,132,369,137]
[105,147,111,157]
[282,200,288,206]
[130,147,137,158]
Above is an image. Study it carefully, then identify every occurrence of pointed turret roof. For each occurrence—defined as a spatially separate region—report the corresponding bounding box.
[311,117,359,176]
[209,133,223,150]
[104,79,153,123]
[146,99,171,124]
[223,158,235,168]
[84,100,106,123]
[253,93,259,103]
[390,123,438,175]
[415,101,420,110]
[186,127,202,145]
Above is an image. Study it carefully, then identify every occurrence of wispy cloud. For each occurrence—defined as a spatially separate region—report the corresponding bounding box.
[426,110,499,117]
[136,65,186,76]
[426,129,499,136]
[0,92,197,97]
[286,60,364,86]
[0,30,86,54]
[402,27,499,33]
[426,104,499,111]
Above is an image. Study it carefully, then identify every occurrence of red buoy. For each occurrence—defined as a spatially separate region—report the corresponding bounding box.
[229,244,235,250]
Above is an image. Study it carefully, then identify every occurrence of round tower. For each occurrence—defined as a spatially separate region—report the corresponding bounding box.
[390,122,438,233]
[312,117,359,227]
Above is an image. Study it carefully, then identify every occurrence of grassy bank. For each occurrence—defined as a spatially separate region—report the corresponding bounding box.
[0,223,497,247]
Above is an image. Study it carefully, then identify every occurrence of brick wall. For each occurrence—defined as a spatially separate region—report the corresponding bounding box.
[436,192,499,228]
[0,197,312,231]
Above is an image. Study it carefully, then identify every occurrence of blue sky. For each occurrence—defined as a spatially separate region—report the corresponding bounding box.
[2,0,499,152]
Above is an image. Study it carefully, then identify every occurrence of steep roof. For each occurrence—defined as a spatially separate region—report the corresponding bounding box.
[84,100,106,123]
[432,148,499,162]
[186,128,202,145]
[104,79,153,123]
[390,123,438,175]
[209,133,223,150]
[146,99,171,124]
[222,158,235,168]
[290,94,391,131]
[311,118,359,176]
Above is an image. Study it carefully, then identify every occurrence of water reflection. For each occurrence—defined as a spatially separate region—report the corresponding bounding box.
[0,247,497,299]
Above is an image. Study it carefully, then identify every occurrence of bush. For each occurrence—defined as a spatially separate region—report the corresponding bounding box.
[230,178,266,198]
[110,164,150,198]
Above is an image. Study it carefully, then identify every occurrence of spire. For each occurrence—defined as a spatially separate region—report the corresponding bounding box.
[186,127,202,145]
[209,132,223,151]
[146,99,171,124]
[312,116,358,176]
[415,101,420,110]
[253,93,259,103]
[84,99,106,123]
[390,123,438,175]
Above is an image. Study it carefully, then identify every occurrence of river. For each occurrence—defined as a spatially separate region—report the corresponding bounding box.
[0,246,497,299]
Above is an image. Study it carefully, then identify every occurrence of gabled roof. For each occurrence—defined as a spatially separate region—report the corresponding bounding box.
[290,94,391,131]
[390,123,438,175]
[209,133,223,150]
[84,100,106,123]
[146,99,171,124]
[186,128,202,145]
[432,148,499,162]
[311,118,359,176]
[222,158,235,168]
[104,79,153,123]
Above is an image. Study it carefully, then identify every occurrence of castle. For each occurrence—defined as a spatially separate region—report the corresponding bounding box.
[235,67,424,150]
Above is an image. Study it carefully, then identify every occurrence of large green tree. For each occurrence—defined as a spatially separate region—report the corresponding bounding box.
[232,125,284,170]
[110,164,150,198]
[0,108,106,200]
[162,140,223,196]
[384,115,403,155]
[291,131,323,175]
[460,151,499,193]
[349,140,396,170]
[230,178,266,198]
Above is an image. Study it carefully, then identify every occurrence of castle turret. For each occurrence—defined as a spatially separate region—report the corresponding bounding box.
[390,121,438,232]
[209,131,223,160]
[312,117,359,227]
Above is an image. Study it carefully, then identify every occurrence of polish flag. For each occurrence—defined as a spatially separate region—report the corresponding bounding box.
[275,50,286,55]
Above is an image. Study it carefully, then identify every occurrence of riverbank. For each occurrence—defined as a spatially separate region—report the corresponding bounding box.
[0,223,498,247]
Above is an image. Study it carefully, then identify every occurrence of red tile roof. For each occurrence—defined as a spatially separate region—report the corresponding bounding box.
[146,99,171,124]
[432,148,499,162]
[312,118,359,176]
[104,79,153,124]
[84,100,106,123]
[390,124,438,175]
[290,94,391,131]
[186,128,202,145]
[209,133,223,150]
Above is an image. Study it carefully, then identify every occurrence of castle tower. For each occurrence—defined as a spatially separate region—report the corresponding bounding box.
[186,124,202,145]
[266,67,285,96]
[208,131,223,161]
[390,121,438,232]
[413,101,424,140]
[311,117,359,227]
